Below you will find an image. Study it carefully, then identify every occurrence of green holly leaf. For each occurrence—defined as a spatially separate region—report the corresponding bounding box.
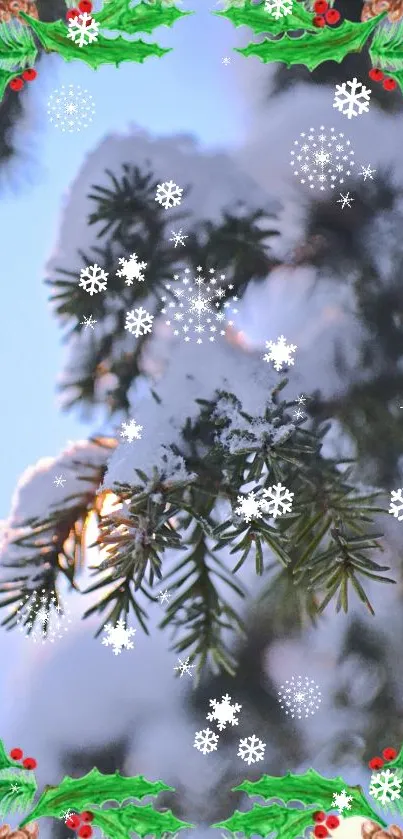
[0,769,37,818]
[19,15,169,66]
[95,0,192,36]
[236,15,382,69]
[0,68,19,98]
[214,0,315,37]
[234,770,385,824]
[213,803,318,839]
[0,741,23,773]
[91,803,193,839]
[370,20,403,87]
[19,770,174,825]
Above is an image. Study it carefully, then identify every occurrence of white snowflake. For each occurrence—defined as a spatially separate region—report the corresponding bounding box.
[333,78,372,119]
[389,488,403,521]
[332,790,353,813]
[169,229,188,248]
[369,769,402,807]
[237,734,266,766]
[102,619,136,655]
[264,0,292,18]
[193,727,219,755]
[260,483,294,518]
[79,264,108,295]
[235,492,262,523]
[206,694,242,731]
[62,811,75,824]
[293,408,305,420]
[161,266,239,344]
[158,589,171,605]
[290,125,355,191]
[53,475,66,487]
[116,253,147,286]
[120,419,143,442]
[359,164,376,181]
[222,56,231,64]
[263,335,297,371]
[174,657,195,678]
[277,675,322,719]
[16,589,72,645]
[47,84,95,132]
[155,180,183,209]
[80,315,97,329]
[67,10,99,47]
[125,307,154,338]
[337,191,354,209]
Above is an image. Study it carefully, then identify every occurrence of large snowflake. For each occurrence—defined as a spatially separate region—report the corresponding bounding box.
[120,419,143,442]
[332,790,353,813]
[290,125,355,191]
[277,675,322,719]
[263,335,297,370]
[79,263,108,295]
[67,10,99,47]
[102,619,136,655]
[155,180,183,209]
[125,307,154,338]
[369,769,402,807]
[47,84,95,133]
[160,266,239,344]
[333,78,372,119]
[193,727,219,755]
[116,253,147,286]
[237,734,266,766]
[16,589,72,644]
[235,492,263,523]
[206,694,242,731]
[389,488,403,521]
[260,483,294,518]
[264,0,292,17]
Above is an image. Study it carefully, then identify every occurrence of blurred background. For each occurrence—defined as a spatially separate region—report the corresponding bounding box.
[2,0,403,837]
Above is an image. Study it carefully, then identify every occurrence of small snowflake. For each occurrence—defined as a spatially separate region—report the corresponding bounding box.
[155,180,183,209]
[79,263,108,295]
[222,56,231,64]
[296,394,307,405]
[125,307,154,338]
[53,475,66,487]
[10,783,20,794]
[16,589,72,645]
[235,492,262,523]
[369,768,402,807]
[62,810,75,824]
[277,675,322,719]
[67,11,99,47]
[359,164,376,181]
[174,657,195,678]
[158,589,171,605]
[333,78,371,119]
[80,315,97,329]
[193,727,219,755]
[389,488,403,521]
[293,408,305,420]
[120,419,143,442]
[116,253,147,286]
[102,619,136,655]
[263,335,297,371]
[337,191,354,209]
[207,694,242,731]
[332,789,353,813]
[237,734,266,765]
[47,84,95,132]
[169,229,188,248]
[264,0,292,18]
[260,483,294,518]
[161,266,239,344]
[290,125,355,192]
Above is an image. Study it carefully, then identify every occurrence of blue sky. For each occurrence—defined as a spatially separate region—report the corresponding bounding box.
[0,0,248,517]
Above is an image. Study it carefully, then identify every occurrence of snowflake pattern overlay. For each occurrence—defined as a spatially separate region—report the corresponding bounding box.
[333,78,372,119]
[116,253,147,286]
[389,489,403,521]
[155,180,183,209]
[235,492,263,523]
[290,125,355,191]
[161,266,239,344]
[125,307,154,338]
[67,11,99,47]
[369,768,402,807]
[16,590,72,644]
[79,264,108,295]
[264,0,292,17]
[263,335,297,370]
[120,419,143,442]
[174,657,195,678]
[332,790,353,813]
[47,84,95,132]
[337,192,354,209]
[102,619,136,655]
[206,694,242,731]
[277,675,322,719]
[238,734,266,765]
[260,483,294,519]
[194,728,219,755]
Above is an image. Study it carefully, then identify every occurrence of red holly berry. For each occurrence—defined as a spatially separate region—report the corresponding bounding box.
[78,0,92,10]
[66,7,79,19]
[314,827,329,839]
[313,0,328,11]
[325,8,341,23]
[78,827,93,839]
[369,756,384,770]
[80,812,94,823]
[383,746,398,761]
[9,78,24,91]
[9,748,23,760]
[313,14,326,26]
[326,816,340,829]
[22,757,37,770]
[368,68,384,82]
[66,814,81,830]
[383,77,397,91]
[22,68,37,82]
[313,812,326,823]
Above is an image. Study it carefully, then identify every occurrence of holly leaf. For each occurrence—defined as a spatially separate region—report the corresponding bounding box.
[214,0,315,37]
[0,741,23,773]
[91,803,193,839]
[0,68,19,98]
[370,20,403,87]
[213,803,318,839]
[19,15,169,66]
[19,770,174,825]
[0,769,37,818]
[234,771,385,825]
[236,14,382,69]
[94,0,192,35]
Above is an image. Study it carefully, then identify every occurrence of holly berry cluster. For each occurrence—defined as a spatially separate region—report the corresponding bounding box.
[9,67,37,92]
[368,745,397,770]
[312,810,340,838]
[368,66,397,91]
[312,1,341,28]
[9,747,37,771]
[65,0,93,23]
[65,811,94,838]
